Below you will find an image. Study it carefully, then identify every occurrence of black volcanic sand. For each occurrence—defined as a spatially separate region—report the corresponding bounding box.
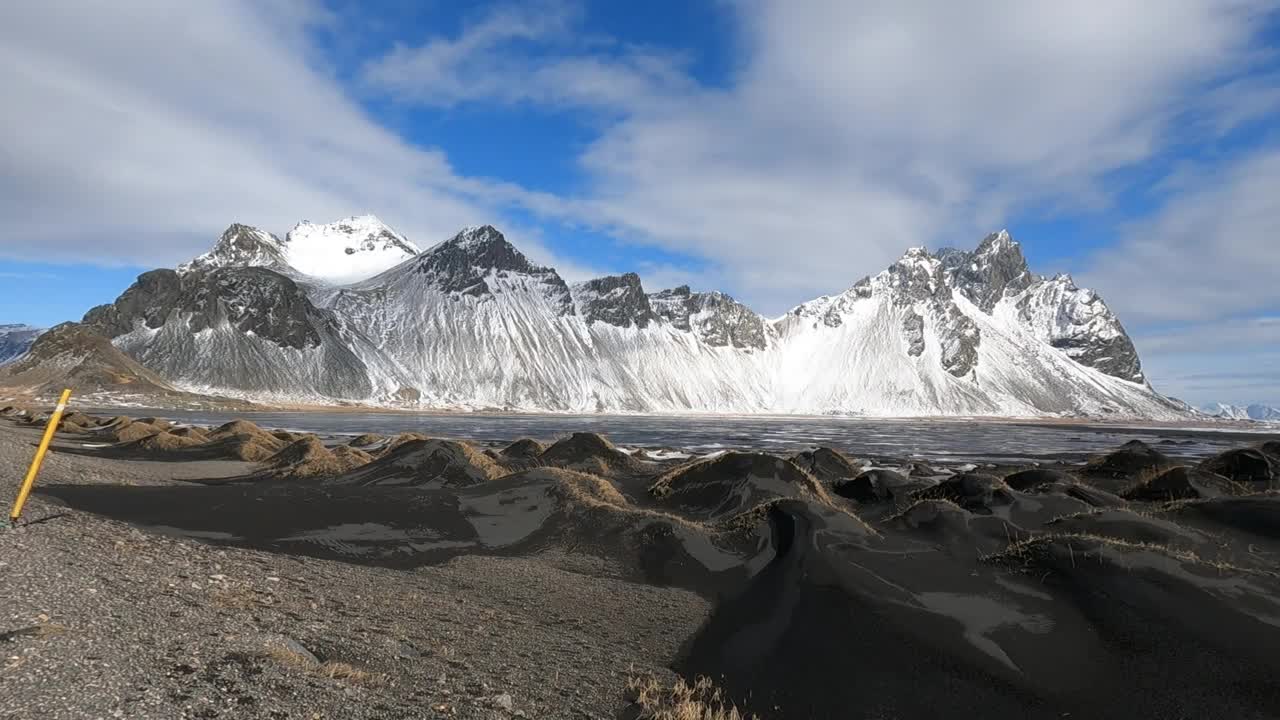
[8,413,1280,719]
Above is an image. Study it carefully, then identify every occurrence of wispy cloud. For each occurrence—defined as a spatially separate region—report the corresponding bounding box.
[0,1,562,269]
[0,271,60,280]
[364,0,1279,314]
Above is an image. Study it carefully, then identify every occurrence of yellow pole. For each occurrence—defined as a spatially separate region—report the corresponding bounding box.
[9,388,72,524]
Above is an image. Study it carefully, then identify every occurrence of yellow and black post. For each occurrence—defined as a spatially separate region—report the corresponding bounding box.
[8,388,72,525]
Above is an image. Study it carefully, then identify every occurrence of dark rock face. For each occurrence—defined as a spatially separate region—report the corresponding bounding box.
[414,226,573,314]
[573,273,655,328]
[1200,449,1274,487]
[901,312,925,357]
[86,267,334,351]
[1042,327,1144,383]
[1013,278,1145,383]
[937,231,1144,383]
[935,231,1033,313]
[880,249,981,377]
[937,304,980,378]
[649,286,769,350]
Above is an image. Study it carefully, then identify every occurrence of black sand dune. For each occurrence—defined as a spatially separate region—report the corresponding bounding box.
[21,411,1280,719]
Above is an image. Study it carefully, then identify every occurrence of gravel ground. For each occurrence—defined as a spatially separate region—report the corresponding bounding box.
[0,423,709,719]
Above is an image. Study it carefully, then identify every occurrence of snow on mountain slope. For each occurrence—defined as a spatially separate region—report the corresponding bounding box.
[282,216,418,283]
[0,323,44,365]
[178,224,290,276]
[179,216,418,285]
[937,231,1144,382]
[1201,403,1280,422]
[772,248,1171,416]
[82,267,377,403]
[37,221,1188,418]
[322,227,776,411]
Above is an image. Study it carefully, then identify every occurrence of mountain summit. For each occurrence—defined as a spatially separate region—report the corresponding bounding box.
[6,221,1182,417]
[179,216,418,284]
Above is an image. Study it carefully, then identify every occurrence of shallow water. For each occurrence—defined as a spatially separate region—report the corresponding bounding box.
[89,408,1279,463]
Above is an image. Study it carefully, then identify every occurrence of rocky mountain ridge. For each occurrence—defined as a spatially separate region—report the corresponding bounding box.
[2,220,1183,417]
[0,323,43,366]
[1201,403,1280,422]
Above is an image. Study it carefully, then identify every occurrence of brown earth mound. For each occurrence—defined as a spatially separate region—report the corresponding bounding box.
[348,433,384,448]
[170,426,209,441]
[210,420,265,438]
[113,422,163,444]
[127,431,207,452]
[335,438,505,487]
[263,437,374,479]
[1124,466,1247,501]
[649,452,830,521]
[381,432,430,454]
[502,438,547,459]
[1200,448,1274,487]
[789,447,860,483]
[1080,440,1176,490]
[539,432,648,475]
[913,473,1013,513]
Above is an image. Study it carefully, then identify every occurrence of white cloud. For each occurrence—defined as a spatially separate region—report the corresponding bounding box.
[362,2,691,113]
[1080,147,1280,324]
[0,1,563,268]
[363,0,1275,314]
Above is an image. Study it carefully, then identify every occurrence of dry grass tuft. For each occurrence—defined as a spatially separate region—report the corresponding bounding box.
[262,644,385,686]
[987,532,1271,577]
[627,674,758,720]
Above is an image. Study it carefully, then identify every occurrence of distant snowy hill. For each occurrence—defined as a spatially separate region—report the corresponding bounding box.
[4,220,1188,418]
[1201,403,1280,422]
[0,324,44,365]
[179,215,418,284]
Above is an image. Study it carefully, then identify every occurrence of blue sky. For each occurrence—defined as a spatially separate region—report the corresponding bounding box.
[1,1,1279,407]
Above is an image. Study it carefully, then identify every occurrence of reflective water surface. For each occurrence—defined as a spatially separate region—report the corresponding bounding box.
[92,408,1280,463]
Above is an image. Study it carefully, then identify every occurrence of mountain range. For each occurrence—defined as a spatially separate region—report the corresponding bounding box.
[2,216,1189,417]
[0,324,44,366]
[1200,403,1280,423]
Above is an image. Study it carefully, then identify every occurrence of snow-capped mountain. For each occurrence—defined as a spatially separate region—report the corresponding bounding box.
[179,215,418,284]
[1201,403,1280,422]
[283,216,419,283]
[14,220,1187,417]
[0,324,43,365]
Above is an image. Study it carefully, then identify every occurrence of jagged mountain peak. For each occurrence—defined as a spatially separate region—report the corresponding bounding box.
[20,224,1179,416]
[936,230,1033,313]
[650,284,770,350]
[178,223,288,276]
[283,216,418,283]
[179,217,418,285]
[355,225,576,314]
[421,225,544,273]
[573,273,655,328]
